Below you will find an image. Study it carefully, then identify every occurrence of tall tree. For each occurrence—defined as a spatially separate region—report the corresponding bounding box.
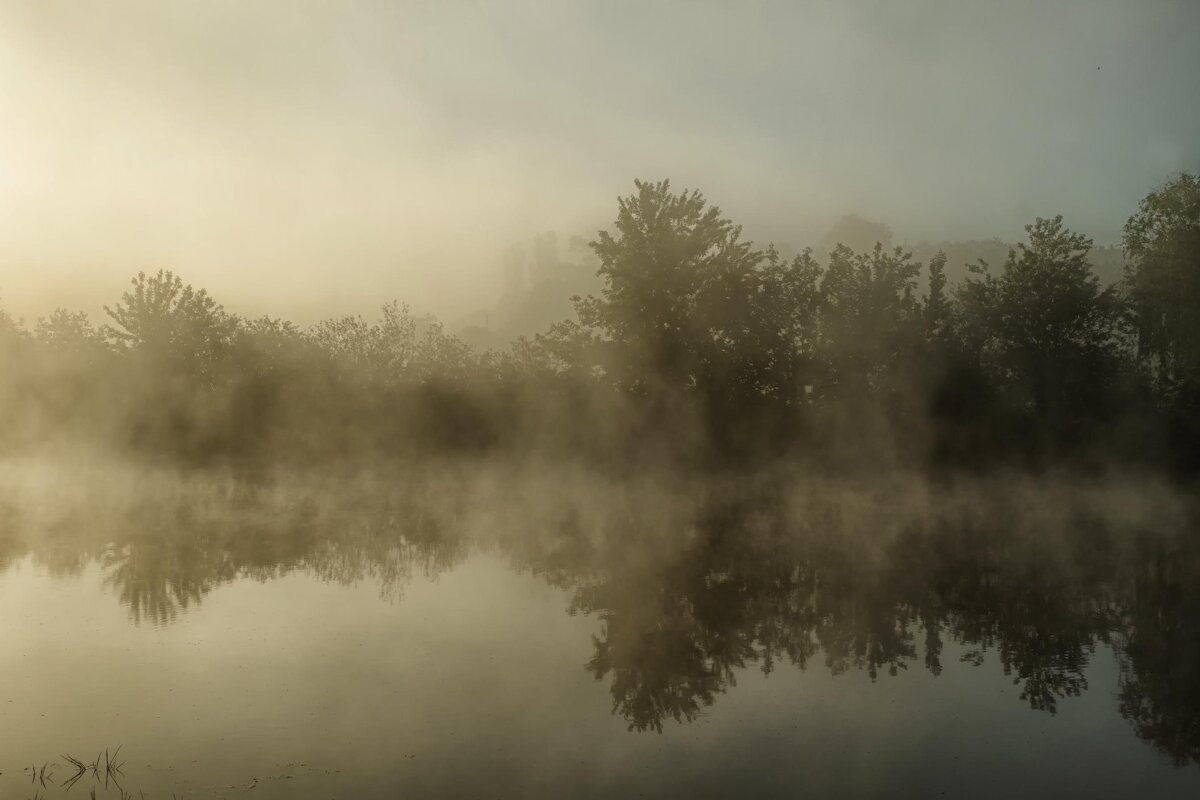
[1122,173,1200,389]
[103,270,238,379]
[817,242,922,397]
[578,180,759,394]
[35,308,107,357]
[955,216,1124,438]
[574,180,823,445]
[923,250,949,340]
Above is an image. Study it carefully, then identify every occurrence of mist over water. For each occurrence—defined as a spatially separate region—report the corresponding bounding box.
[3,2,1200,798]
[1,458,1199,797]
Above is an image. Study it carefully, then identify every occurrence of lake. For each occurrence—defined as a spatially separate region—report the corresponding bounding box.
[1,458,1198,799]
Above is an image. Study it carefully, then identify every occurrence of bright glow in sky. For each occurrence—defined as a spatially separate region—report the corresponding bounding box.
[1,0,1197,324]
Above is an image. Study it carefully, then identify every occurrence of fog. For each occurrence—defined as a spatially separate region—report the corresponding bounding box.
[2,454,1199,791]
[3,4,1200,796]
[2,0,1197,323]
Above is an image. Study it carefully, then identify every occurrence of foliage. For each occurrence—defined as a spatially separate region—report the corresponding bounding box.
[577,179,761,394]
[103,269,239,379]
[953,216,1126,446]
[1123,172,1200,388]
[817,242,922,396]
[35,308,108,356]
[0,177,1196,471]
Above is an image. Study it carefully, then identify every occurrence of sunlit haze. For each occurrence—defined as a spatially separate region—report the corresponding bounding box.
[1,0,1197,323]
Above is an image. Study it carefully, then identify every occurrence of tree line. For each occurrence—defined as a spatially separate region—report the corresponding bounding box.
[1,173,1197,471]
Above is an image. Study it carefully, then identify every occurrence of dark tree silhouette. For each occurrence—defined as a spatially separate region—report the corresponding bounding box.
[1123,173,1200,387]
[103,269,238,380]
[953,216,1126,451]
[0,175,1198,471]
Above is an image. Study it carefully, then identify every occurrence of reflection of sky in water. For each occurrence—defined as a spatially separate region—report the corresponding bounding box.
[0,465,1198,798]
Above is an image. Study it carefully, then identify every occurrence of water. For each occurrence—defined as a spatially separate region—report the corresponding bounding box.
[1,459,1198,798]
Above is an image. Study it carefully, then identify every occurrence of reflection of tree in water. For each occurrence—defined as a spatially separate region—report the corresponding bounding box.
[1116,534,1200,766]
[904,513,1117,714]
[2,468,1198,764]
[4,468,472,625]
[550,497,922,731]
[103,536,229,624]
[500,478,1200,755]
[102,499,469,625]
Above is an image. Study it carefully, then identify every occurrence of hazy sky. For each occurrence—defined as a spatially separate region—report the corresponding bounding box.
[1,0,1197,324]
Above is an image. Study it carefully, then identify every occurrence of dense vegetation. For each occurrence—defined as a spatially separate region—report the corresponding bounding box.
[1,174,1197,472]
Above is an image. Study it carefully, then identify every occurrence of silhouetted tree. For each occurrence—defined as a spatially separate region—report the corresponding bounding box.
[578,180,760,394]
[574,180,827,452]
[103,270,238,379]
[954,216,1125,450]
[1122,174,1200,467]
[818,242,922,396]
[2,176,1198,470]
[1123,173,1200,388]
[35,308,107,357]
[923,250,949,339]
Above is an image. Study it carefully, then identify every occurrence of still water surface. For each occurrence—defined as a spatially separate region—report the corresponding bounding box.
[1,460,1198,798]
